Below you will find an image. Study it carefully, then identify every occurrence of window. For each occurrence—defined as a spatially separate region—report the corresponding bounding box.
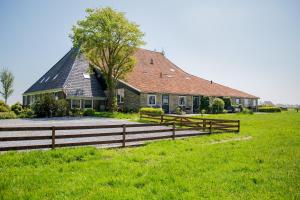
[253,99,257,106]
[236,98,240,104]
[244,99,249,106]
[117,89,124,103]
[147,95,156,106]
[179,96,186,106]
[84,100,93,109]
[45,76,50,82]
[71,99,81,109]
[40,77,45,83]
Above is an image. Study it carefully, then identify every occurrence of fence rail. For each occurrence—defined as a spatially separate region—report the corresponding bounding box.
[0,115,239,152]
[140,113,240,133]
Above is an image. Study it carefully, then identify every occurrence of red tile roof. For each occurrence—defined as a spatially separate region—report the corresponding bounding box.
[123,49,258,99]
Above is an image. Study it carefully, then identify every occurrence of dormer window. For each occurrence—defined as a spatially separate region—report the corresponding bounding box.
[83,73,90,79]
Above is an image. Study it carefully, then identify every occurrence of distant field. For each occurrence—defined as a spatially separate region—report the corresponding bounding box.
[0,111,299,199]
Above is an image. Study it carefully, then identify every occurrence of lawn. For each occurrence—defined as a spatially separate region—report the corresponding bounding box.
[0,111,299,199]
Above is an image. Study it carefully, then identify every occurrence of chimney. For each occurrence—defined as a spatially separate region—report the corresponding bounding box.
[210,80,213,84]
[160,72,163,78]
[150,58,154,64]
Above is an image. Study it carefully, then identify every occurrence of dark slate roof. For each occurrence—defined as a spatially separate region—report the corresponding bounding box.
[24,48,106,98]
[63,53,106,98]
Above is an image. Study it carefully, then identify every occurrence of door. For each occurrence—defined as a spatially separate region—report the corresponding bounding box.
[162,94,169,114]
[193,96,200,113]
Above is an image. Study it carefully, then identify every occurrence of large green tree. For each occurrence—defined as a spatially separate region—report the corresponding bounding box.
[71,7,145,111]
[0,69,14,104]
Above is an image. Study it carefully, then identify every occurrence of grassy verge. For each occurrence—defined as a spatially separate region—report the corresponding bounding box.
[93,111,140,121]
[0,111,299,199]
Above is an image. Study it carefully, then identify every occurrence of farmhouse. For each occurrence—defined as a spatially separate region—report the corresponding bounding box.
[23,48,259,113]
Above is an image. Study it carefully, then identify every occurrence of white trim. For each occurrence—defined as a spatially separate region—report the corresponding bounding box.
[118,80,141,92]
[23,89,63,96]
[147,95,157,106]
[178,96,186,106]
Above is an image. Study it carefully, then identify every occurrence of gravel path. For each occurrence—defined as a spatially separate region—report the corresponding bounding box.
[0,117,201,150]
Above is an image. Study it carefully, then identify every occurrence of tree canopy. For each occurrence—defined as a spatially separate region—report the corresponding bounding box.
[0,69,14,104]
[71,7,145,111]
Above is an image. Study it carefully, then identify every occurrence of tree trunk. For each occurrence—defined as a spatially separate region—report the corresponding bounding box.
[106,76,116,112]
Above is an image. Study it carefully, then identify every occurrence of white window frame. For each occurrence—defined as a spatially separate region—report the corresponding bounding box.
[71,99,81,109]
[147,95,157,106]
[116,88,125,103]
[84,99,93,109]
[178,96,186,106]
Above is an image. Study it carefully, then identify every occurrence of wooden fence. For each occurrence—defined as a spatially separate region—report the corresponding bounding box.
[0,116,239,152]
[140,113,240,133]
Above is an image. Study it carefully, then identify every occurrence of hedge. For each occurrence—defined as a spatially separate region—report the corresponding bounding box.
[140,107,164,116]
[0,112,17,119]
[258,106,281,113]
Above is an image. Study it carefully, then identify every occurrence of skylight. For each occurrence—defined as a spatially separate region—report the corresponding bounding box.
[40,77,45,83]
[170,68,175,72]
[45,76,50,82]
[53,74,59,80]
[83,73,90,79]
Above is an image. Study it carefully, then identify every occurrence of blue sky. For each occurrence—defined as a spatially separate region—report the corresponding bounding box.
[0,0,299,105]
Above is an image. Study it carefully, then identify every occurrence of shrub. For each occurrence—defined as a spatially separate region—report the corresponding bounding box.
[0,100,10,112]
[200,96,210,111]
[71,108,83,117]
[0,112,16,119]
[11,102,23,115]
[258,106,281,113]
[19,107,34,118]
[140,107,164,116]
[175,107,182,115]
[55,99,69,117]
[31,94,57,117]
[211,98,225,114]
[0,105,10,112]
[83,109,96,116]
[241,108,253,114]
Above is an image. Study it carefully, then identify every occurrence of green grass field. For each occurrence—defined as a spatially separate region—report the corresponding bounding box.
[0,111,299,199]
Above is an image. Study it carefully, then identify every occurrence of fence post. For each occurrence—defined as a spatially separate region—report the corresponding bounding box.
[203,119,206,132]
[237,120,240,133]
[209,121,212,134]
[172,122,175,140]
[122,124,126,147]
[51,126,56,149]
[160,114,164,124]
